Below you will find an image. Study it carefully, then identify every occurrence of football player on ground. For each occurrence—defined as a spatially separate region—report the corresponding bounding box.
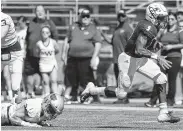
[1,7,23,103]
[80,3,180,123]
[1,93,64,127]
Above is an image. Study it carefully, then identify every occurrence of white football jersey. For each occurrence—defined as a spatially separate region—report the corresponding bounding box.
[25,98,43,118]
[1,12,18,48]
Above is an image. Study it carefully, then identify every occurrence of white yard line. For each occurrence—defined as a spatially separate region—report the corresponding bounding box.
[65,105,183,112]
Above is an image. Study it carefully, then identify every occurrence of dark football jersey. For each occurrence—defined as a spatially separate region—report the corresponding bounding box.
[125,19,158,58]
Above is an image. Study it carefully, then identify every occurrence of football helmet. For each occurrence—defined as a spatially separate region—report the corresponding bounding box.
[42,93,64,120]
[146,3,168,28]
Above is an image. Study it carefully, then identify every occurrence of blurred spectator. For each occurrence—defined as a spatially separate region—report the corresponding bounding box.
[16,16,28,98]
[36,26,59,96]
[177,8,183,28]
[25,5,58,98]
[145,12,183,107]
[16,16,28,58]
[177,8,183,104]
[65,8,102,103]
[110,10,133,104]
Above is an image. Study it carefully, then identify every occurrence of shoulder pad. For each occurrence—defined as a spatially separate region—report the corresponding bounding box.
[137,20,157,39]
[25,99,42,118]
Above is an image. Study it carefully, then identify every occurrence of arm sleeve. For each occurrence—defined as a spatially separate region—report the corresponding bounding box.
[135,33,152,58]
[92,29,102,43]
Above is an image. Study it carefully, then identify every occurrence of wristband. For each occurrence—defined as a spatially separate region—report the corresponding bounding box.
[151,54,158,60]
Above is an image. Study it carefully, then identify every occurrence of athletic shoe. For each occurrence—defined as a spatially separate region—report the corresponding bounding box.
[80,82,95,103]
[157,111,180,123]
[144,102,157,108]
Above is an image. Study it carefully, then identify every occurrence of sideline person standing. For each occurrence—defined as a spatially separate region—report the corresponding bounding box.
[65,8,102,103]
[25,5,58,98]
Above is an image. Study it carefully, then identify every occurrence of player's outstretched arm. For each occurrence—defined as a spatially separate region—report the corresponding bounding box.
[9,114,42,127]
[151,54,172,70]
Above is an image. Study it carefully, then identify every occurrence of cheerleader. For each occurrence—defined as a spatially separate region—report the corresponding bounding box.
[36,26,59,96]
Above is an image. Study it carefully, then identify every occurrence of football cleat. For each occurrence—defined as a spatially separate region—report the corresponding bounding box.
[144,102,157,108]
[80,82,95,103]
[157,111,180,123]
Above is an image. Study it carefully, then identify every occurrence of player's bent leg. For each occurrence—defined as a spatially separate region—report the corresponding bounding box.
[138,59,180,123]
[9,52,23,104]
[117,52,134,99]
[80,82,106,103]
[118,52,132,88]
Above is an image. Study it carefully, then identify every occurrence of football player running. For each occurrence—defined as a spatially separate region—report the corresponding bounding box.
[80,3,180,123]
[1,93,64,127]
[1,7,23,103]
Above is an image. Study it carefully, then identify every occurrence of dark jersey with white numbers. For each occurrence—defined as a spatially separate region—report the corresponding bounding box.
[125,19,159,58]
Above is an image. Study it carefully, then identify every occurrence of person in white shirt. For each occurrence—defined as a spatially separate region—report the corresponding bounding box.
[36,26,60,97]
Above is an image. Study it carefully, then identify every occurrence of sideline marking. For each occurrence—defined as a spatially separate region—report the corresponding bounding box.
[65,105,183,112]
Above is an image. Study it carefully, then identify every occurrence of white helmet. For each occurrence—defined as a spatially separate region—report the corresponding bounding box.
[146,3,168,28]
[42,93,64,120]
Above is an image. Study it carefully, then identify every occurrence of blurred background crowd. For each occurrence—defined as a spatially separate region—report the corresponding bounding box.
[1,0,183,106]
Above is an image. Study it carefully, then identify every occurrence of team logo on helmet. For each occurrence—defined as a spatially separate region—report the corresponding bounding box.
[146,3,168,28]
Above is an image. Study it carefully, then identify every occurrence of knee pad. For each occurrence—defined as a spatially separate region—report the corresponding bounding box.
[154,73,167,84]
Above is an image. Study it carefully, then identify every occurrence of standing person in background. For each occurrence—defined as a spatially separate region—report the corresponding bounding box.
[1,9,23,104]
[63,8,86,103]
[16,16,28,59]
[65,8,102,103]
[16,16,28,98]
[25,5,58,98]
[177,8,183,105]
[145,12,183,107]
[36,26,59,97]
[111,10,133,104]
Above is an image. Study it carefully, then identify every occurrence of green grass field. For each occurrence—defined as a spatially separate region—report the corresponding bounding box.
[2,98,183,131]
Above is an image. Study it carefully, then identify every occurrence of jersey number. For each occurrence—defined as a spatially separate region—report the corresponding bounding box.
[1,20,7,26]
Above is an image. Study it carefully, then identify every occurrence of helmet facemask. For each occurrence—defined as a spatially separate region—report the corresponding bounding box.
[42,93,64,120]
[156,15,168,29]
